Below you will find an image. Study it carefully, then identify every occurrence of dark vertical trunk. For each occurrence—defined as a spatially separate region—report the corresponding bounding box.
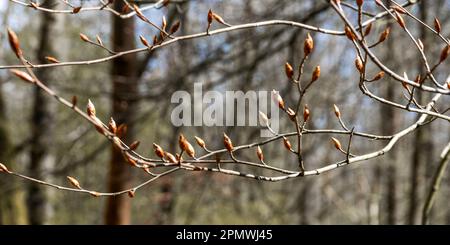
[27,0,57,225]
[408,0,431,225]
[104,0,138,225]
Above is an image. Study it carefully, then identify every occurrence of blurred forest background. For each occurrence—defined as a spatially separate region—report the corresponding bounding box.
[0,0,450,225]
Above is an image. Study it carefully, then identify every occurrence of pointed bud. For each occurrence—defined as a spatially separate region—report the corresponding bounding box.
[394,10,406,29]
[256,146,264,162]
[10,69,34,83]
[96,35,103,46]
[7,28,22,58]
[356,0,363,7]
[223,133,234,152]
[272,90,285,110]
[372,71,385,81]
[303,105,310,122]
[286,108,296,121]
[304,33,314,56]
[86,99,96,117]
[128,190,136,198]
[207,9,213,24]
[0,163,9,173]
[333,104,341,118]
[71,95,77,108]
[285,62,294,79]
[133,4,148,22]
[139,35,150,47]
[392,5,407,14]
[355,56,364,73]
[331,137,343,151]
[212,13,226,25]
[434,18,442,33]
[364,23,372,37]
[108,117,117,134]
[45,56,60,63]
[345,26,356,41]
[195,136,206,149]
[378,27,390,43]
[169,20,181,34]
[283,137,292,151]
[179,134,195,158]
[164,152,177,163]
[80,33,90,42]
[162,16,167,30]
[117,124,127,138]
[311,65,320,82]
[129,141,140,151]
[153,143,165,158]
[440,45,450,63]
[89,191,100,197]
[72,6,82,14]
[67,176,82,189]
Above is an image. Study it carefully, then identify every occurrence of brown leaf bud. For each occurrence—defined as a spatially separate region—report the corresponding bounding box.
[283,137,292,151]
[311,65,320,82]
[67,176,81,189]
[10,69,34,83]
[86,99,96,117]
[331,137,343,151]
[304,33,314,56]
[223,133,234,152]
[303,105,310,122]
[195,136,206,149]
[434,18,442,33]
[256,146,264,162]
[45,56,60,63]
[285,62,294,79]
[108,117,117,134]
[153,143,165,158]
[7,28,22,58]
[80,33,90,42]
[333,104,341,118]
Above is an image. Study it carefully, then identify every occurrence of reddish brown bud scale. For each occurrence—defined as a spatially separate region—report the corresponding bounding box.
[440,45,450,62]
[117,124,127,138]
[303,105,310,122]
[153,143,165,158]
[108,117,117,134]
[373,71,385,81]
[333,104,341,118]
[356,0,364,7]
[133,4,148,22]
[223,133,234,152]
[195,136,206,149]
[67,176,81,189]
[283,137,292,151]
[179,134,195,158]
[10,69,34,83]
[434,18,442,33]
[7,28,22,58]
[169,21,181,34]
[345,26,356,41]
[129,141,140,151]
[331,137,343,151]
[45,56,60,63]
[304,33,314,56]
[311,66,320,82]
[355,56,364,73]
[364,23,372,37]
[89,191,100,197]
[139,35,150,47]
[285,62,294,79]
[72,6,82,14]
[392,5,407,14]
[256,146,264,162]
[86,99,96,117]
[286,108,296,121]
[128,190,136,198]
[207,9,213,24]
[272,90,285,110]
[71,96,77,108]
[378,27,390,43]
[212,13,226,25]
[394,10,406,29]
[164,152,177,163]
[80,33,90,42]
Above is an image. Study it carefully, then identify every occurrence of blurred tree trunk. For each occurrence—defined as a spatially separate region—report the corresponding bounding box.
[0,80,28,225]
[27,0,58,225]
[380,3,398,223]
[104,0,138,225]
[408,0,433,225]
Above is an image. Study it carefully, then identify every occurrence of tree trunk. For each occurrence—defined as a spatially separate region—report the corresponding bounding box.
[26,0,58,225]
[104,0,138,225]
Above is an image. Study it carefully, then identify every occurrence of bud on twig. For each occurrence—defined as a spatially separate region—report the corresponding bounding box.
[256,146,264,162]
[72,6,82,14]
[164,152,177,163]
[10,69,34,83]
[311,66,320,82]
[345,26,356,41]
[304,33,314,56]
[195,136,206,149]
[272,90,285,110]
[287,108,296,121]
[372,71,385,81]
[331,137,343,151]
[394,10,406,29]
[392,5,407,14]
[90,191,100,197]
[285,62,294,79]
[45,56,60,63]
[212,13,227,26]
[71,95,77,108]
[378,27,390,43]
[7,28,22,58]
[447,80,450,90]
[303,105,310,122]
[333,104,341,118]
[153,143,165,158]
[129,141,140,151]
[96,35,103,46]
[128,190,136,198]
[223,133,234,152]
[86,99,96,117]
[80,33,90,42]
[355,56,364,73]
[169,21,181,34]
[117,124,127,138]
[67,176,82,189]
[179,134,195,158]
[133,4,148,22]
[434,18,442,33]
[283,137,292,151]
[356,0,364,7]
[139,35,150,47]
[108,117,117,134]
[440,45,450,63]
[0,163,9,173]
[364,23,372,37]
